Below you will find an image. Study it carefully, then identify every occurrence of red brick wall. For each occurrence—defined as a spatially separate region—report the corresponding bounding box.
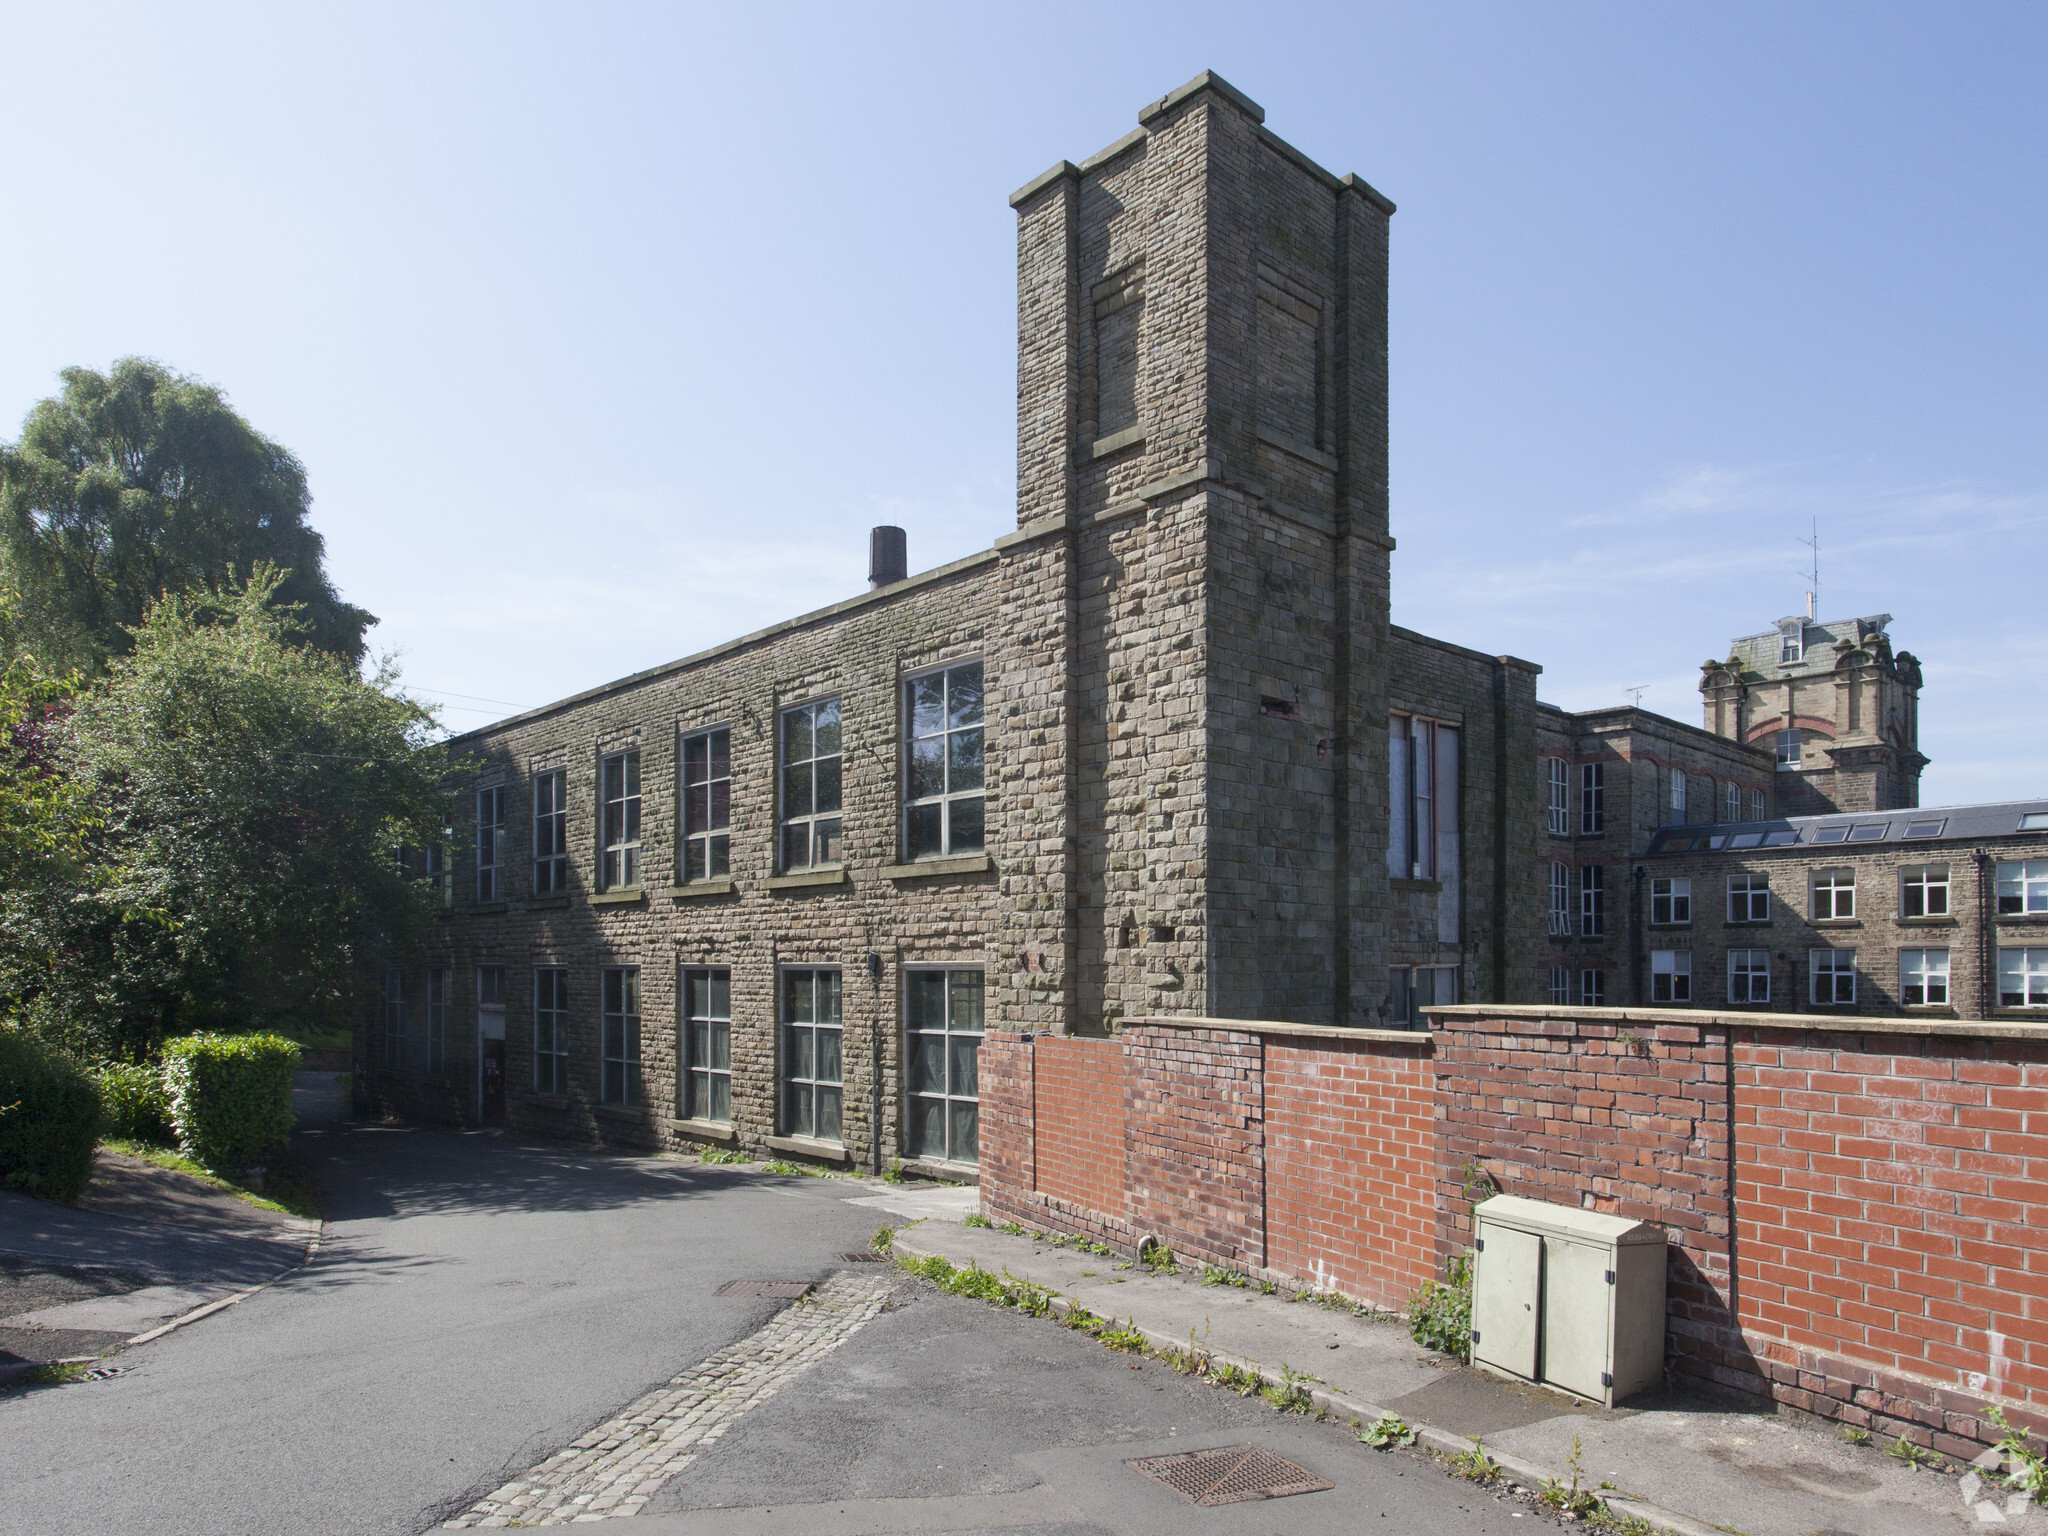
[1123,1026,1266,1269]
[976,1031,1035,1217]
[1266,1035,1438,1311]
[1032,1035,1125,1216]
[1737,1029,2048,1453]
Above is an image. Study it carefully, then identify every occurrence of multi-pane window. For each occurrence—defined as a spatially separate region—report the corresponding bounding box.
[601,750,641,890]
[1387,964,1459,1027]
[1650,877,1691,926]
[1548,863,1572,936]
[427,843,451,907]
[533,769,568,893]
[1901,865,1949,918]
[1581,969,1605,1006]
[1998,861,2048,916]
[476,785,505,901]
[1728,872,1771,923]
[1579,865,1605,937]
[1723,783,1741,823]
[1547,966,1571,1005]
[1811,948,1857,1005]
[682,968,731,1122]
[906,969,984,1165]
[1387,715,1461,884]
[1728,949,1770,1004]
[1781,628,1803,664]
[382,968,406,1068]
[1900,948,1949,1006]
[534,968,568,1096]
[781,969,843,1141]
[906,662,986,859]
[682,729,732,881]
[601,967,642,1107]
[1662,767,1686,826]
[478,966,505,1034]
[781,700,844,871]
[427,968,451,1075]
[1544,758,1569,836]
[1581,763,1605,835]
[1776,730,1802,769]
[1812,869,1856,920]
[1748,788,1766,821]
[2001,949,2048,1008]
[1650,949,1691,1003]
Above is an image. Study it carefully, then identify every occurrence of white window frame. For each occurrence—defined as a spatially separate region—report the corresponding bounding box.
[682,966,732,1122]
[601,966,642,1107]
[904,661,986,861]
[600,749,642,891]
[1901,864,1950,919]
[1900,948,1949,1007]
[1997,861,2048,916]
[780,700,844,872]
[682,728,732,882]
[534,968,568,1096]
[1748,788,1766,821]
[905,967,985,1166]
[1812,868,1856,921]
[1811,948,1857,1005]
[2001,949,2048,1009]
[1727,949,1770,1005]
[1544,757,1569,836]
[1650,949,1692,1003]
[1723,782,1741,823]
[781,967,844,1142]
[1581,762,1605,835]
[1776,729,1803,770]
[1728,872,1771,924]
[1580,968,1605,1007]
[1781,627,1803,665]
[427,967,451,1076]
[1650,877,1692,926]
[1547,965,1571,1005]
[1663,766,1686,826]
[1548,862,1572,936]
[533,768,568,894]
[476,785,504,902]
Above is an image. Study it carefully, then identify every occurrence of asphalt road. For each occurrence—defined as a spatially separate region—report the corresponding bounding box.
[0,1084,1544,1536]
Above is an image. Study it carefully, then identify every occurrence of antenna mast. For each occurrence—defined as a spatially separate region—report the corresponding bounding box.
[1797,517,1820,620]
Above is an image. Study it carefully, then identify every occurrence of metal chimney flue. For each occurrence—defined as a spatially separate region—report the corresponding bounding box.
[868,525,907,589]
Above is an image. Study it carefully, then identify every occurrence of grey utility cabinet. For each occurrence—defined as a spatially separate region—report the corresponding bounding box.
[1469,1194,1667,1407]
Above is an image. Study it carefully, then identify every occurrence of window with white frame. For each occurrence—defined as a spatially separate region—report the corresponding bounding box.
[1900,948,1949,1006]
[382,968,406,1068]
[1579,865,1605,937]
[1581,968,1606,1006]
[1544,758,1569,835]
[1650,949,1691,1003]
[1900,864,1949,918]
[1727,949,1770,1004]
[2001,949,2048,1008]
[1581,762,1605,835]
[781,700,843,871]
[533,768,568,893]
[1723,782,1741,823]
[1998,861,2048,916]
[781,968,843,1141]
[1548,863,1572,936]
[427,967,451,1075]
[1811,948,1857,1004]
[1748,788,1766,821]
[1663,766,1686,826]
[1388,716,1463,943]
[905,662,985,859]
[1812,868,1855,920]
[476,786,504,901]
[906,968,984,1165]
[1548,966,1571,1005]
[682,728,732,881]
[1781,627,1803,665]
[1651,877,1691,926]
[534,968,568,1096]
[601,966,641,1107]
[601,750,641,890]
[682,967,731,1122]
[1728,872,1771,923]
[1776,729,1802,770]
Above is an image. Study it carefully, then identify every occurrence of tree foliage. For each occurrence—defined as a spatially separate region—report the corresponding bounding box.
[0,358,372,675]
[10,568,447,1061]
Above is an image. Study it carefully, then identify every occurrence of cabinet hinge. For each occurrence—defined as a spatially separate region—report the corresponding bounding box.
[1471,1329,1481,1343]
[1601,1371,1613,1387]
[1476,1238,1485,1252]
[1605,1269,1616,1285]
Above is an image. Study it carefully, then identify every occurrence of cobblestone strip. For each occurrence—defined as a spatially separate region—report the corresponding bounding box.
[443,1272,892,1527]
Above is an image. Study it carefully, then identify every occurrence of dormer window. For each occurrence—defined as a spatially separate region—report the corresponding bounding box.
[1780,627,1804,665]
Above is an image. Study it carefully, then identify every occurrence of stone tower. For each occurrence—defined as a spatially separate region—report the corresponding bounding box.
[992,71,1399,1031]
[1699,611,1926,816]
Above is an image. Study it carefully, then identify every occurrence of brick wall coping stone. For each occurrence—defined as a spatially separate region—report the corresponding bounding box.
[1124,1014,1433,1046]
[445,546,1000,745]
[1389,623,1541,675]
[1138,70,1266,127]
[1425,1002,2048,1042]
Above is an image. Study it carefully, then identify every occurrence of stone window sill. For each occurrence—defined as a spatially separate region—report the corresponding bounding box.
[1255,421,1339,472]
[1648,923,1693,931]
[1902,1006,1961,1018]
[1996,914,2048,926]
[524,893,571,911]
[766,868,848,892]
[1088,425,1145,460]
[665,878,736,900]
[765,1133,849,1164]
[593,1103,646,1122]
[470,900,508,915]
[1723,920,1773,928]
[1897,915,1958,926]
[669,1117,736,1145]
[880,854,993,882]
[591,889,646,907]
[1810,918,1862,928]
[1390,877,1441,894]
[524,1094,571,1111]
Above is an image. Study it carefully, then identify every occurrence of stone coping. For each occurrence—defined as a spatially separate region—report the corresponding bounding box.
[1121,1015,1431,1046]
[1424,1003,2048,1043]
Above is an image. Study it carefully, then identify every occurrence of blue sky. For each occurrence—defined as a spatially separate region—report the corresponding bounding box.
[3,3,2042,804]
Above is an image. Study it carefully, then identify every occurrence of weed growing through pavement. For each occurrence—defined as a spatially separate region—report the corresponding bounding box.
[870,1225,895,1254]
[963,1213,991,1228]
[1884,1434,1947,1472]
[1408,1253,1474,1361]
[1201,1264,1246,1288]
[1982,1404,2048,1503]
[1261,1363,1317,1414]
[881,1159,907,1184]
[1840,1426,1871,1447]
[26,1361,92,1387]
[697,1147,751,1166]
[1361,1412,1416,1449]
[1449,1438,1501,1483]
[999,1222,1027,1236]
[1098,1318,1147,1353]
[1540,1433,1602,1519]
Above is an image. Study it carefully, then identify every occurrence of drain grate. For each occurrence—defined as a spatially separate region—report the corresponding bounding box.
[1126,1445,1333,1507]
[714,1280,814,1299]
[837,1252,887,1264]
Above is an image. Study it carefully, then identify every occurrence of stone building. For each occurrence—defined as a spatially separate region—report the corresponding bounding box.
[356,72,2046,1174]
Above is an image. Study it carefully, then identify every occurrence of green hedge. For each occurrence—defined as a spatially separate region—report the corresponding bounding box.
[0,1028,102,1204]
[94,1061,175,1144]
[162,1033,300,1174]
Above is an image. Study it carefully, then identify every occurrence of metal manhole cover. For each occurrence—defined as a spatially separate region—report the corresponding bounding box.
[1126,1445,1333,1507]
[714,1280,814,1298]
[837,1252,886,1263]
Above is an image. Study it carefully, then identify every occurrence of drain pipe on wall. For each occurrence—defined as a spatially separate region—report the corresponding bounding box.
[868,950,884,1177]
[1973,850,1992,1019]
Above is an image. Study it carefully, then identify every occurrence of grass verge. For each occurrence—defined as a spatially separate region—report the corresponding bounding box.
[100,1139,320,1221]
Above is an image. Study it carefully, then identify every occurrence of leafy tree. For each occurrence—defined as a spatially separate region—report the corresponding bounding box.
[14,568,446,1061]
[0,359,372,675]
[0,658,95,1018]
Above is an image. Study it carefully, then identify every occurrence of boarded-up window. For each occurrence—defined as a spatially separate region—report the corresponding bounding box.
[1257,264,1321,448]
[1092,266,1143,438]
